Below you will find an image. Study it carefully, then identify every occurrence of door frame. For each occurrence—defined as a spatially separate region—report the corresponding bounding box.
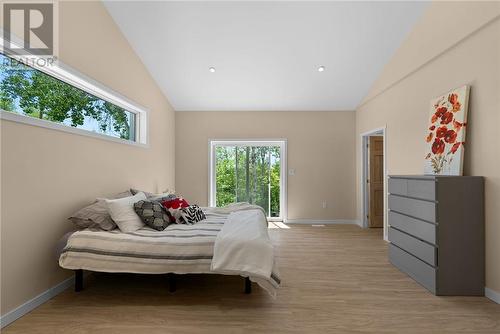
[208,139,287,222]
[360,127,388,241]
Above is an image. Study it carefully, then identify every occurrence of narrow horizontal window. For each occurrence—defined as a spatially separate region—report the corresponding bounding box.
[0,53,146,144]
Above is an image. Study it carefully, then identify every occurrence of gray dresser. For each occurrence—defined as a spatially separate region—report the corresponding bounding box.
[388,175,484,295]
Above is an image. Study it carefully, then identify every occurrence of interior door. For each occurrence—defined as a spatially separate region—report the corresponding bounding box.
[369,136,384,228]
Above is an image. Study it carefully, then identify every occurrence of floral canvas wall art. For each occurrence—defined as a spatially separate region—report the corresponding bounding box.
[424,85,469,175]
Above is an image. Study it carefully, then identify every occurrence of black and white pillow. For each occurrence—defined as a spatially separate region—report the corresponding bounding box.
[134,200,171,231]
[180,205,206,225]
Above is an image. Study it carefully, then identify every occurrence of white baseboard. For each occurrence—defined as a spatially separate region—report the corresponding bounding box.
[485,287,500,304]
[285,219,361,227]
[0,276,74,329]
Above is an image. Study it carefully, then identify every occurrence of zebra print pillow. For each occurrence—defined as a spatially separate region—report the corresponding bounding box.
[180,205,206,225]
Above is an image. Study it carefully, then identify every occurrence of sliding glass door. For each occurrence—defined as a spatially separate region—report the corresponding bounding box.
[209,140,286,221]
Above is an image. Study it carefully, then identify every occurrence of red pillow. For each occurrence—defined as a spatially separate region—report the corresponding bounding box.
[161,198,190,224]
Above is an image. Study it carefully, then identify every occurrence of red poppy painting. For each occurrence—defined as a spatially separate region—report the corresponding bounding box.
[424,85,469,175]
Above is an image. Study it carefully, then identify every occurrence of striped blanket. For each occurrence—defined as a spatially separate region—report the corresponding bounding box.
[59,206,280,295]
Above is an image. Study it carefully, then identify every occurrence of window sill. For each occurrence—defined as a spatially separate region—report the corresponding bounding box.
[0,110,149,148]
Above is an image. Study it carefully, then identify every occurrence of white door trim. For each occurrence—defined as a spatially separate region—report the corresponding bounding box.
[360,126,388,241]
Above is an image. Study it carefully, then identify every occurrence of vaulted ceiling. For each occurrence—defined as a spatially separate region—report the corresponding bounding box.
[104,1,428,111]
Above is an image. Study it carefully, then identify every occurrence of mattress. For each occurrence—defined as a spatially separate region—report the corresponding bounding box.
[59,212,229,275]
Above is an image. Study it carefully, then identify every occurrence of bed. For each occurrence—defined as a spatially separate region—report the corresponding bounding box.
[59,204,280,296]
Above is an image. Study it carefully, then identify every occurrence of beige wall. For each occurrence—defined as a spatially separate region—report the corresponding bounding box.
[176,111,356,221]
[0,1,175,315]
[356,2,500,292]
[361,1,500,105]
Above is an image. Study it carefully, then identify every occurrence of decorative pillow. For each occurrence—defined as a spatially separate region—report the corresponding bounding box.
[105,192,147,233]
[130,188,155,198]
[150,193,177,202]
[180,205,206,225]
[130,189,177,202]
[161,197,190,224]
[134,200,171,231]
[69,190,132,230]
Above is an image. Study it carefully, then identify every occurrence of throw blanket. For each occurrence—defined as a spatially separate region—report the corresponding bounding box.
[211,207,280,296]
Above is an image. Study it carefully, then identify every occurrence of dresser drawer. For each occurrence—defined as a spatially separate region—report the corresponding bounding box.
[389,211,436,244]
[388,178,436,201]
[389,227,436,266]
[388,194,436,223]
[389,244,436,294]
[388,178,407,195]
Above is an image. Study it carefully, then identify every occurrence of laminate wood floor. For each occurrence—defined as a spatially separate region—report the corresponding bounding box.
[4,225,500,333]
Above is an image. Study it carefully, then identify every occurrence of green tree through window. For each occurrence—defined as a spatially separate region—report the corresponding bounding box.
[215,145,281,217]
[0,53,135,140]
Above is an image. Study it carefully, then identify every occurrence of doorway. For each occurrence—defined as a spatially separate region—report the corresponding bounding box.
[361,127,387,239]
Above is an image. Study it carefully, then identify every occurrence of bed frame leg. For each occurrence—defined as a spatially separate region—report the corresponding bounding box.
[168,273,176,293]
[244,277,252,294]
[75,269,83,292]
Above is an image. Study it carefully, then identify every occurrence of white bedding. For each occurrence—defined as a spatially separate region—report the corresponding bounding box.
[211,208,278,296]
[59,205,280,295]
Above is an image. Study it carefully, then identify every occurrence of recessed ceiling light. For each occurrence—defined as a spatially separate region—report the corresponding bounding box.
[209,67,216,73]
[318,66,325,72]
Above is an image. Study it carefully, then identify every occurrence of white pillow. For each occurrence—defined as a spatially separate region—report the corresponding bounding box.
[105,192,147,233]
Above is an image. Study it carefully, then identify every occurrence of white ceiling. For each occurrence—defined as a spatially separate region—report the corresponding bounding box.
[104,1,428,111]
